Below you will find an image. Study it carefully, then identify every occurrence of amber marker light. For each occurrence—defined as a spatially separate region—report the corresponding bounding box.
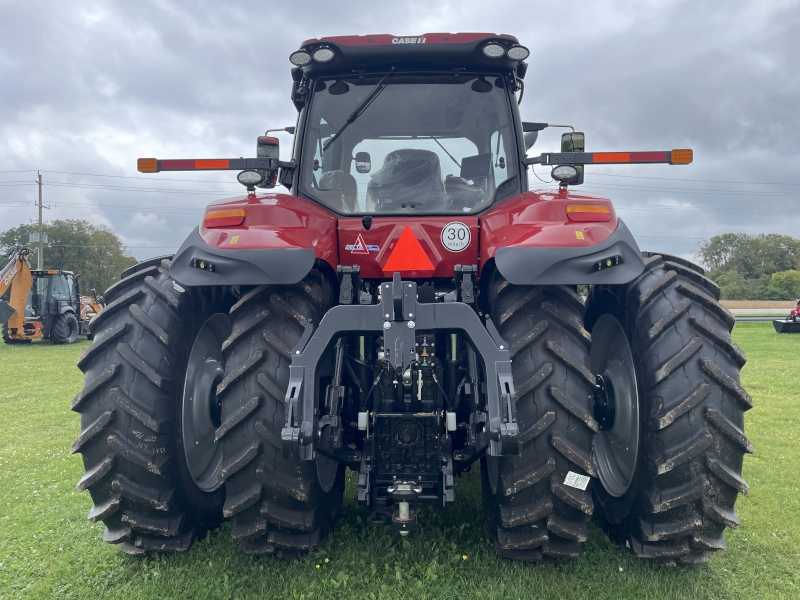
[670,149,693,165]
[138,158,158,173]
[204,208,246,228]
[566,204,611,222]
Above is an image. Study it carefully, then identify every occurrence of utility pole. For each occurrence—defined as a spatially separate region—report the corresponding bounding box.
[37,171,43,269]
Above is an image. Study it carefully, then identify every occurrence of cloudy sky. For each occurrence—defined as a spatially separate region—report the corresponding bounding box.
[1,0,798,262]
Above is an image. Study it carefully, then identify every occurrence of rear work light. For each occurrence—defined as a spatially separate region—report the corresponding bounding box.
[507,45,530,61]
[566,204,611,222]
[312,47,335,62]
[289,50,312,66]
[482,43,505,58]
[204,208,246,228]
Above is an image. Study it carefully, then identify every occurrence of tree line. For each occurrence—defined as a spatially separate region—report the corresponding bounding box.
[697,233,800,300]
[1,220,137,296]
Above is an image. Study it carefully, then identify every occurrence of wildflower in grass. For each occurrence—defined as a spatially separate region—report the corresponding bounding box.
[462,555,468,560]
[316,564,320,569]
[324,558,330,563]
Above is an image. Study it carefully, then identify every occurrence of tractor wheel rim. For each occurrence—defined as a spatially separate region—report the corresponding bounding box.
[182,313,231,492]
[590,313,640,498]
[68,319,78,342]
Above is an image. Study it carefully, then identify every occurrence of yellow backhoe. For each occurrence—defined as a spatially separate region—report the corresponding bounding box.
[0,246,104,344]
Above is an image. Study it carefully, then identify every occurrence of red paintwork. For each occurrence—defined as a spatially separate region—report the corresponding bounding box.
[200,193,339,272]
[338,217,479,279]
[300,33,518,47]
[197,188,618,282]
[479,189,617,275]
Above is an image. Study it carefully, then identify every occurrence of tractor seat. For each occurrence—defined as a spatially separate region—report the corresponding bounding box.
[366,149,445,211]
[318,170,359,212]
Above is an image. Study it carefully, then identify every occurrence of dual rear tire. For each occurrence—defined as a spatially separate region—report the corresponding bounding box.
[482,253,750,564]
[74,261,342,557]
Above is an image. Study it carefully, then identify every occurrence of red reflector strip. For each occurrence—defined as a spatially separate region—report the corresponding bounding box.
[196,159,230,169]
[159,159,231,170]
[591,151,668,163]
[630,152,668,162]
[593,152,630,163]
[160,159,196,170]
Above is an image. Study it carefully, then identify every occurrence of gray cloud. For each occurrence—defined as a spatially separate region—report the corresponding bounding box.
[1,0,798,262]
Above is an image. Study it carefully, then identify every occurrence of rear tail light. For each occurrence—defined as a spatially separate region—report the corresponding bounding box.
[566,204,611,222]
[204,208,246,228]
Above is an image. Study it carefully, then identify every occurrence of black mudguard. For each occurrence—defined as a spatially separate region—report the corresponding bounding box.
[494,218,645,286]
[170,227,316,287]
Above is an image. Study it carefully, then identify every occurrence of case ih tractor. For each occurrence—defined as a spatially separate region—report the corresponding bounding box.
[73,33,751,565]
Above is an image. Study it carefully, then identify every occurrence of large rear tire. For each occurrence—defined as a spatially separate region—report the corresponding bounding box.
[72,258,233,554]
[217,270,345,557]
[585,253,751,565]
[51,312,79,344]
[482,274,597,561]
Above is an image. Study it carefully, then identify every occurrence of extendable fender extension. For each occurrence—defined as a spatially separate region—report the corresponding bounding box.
[170,227,315,287]
[495,218,645,286]
[281,273,520,461]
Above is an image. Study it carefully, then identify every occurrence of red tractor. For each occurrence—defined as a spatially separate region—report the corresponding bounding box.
[73,33,751,566]
[773,299,800,333]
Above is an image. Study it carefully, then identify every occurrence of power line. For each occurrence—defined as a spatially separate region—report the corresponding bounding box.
[581,183,800,198]
[45,182,236,195]
[0,168,239,183]
[590,172,800,186]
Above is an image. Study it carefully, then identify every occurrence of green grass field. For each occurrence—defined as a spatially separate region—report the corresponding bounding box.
[1,322,798,599]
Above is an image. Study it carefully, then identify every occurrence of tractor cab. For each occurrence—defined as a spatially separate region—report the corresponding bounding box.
[286,35,530,216]
[26,270,78,319]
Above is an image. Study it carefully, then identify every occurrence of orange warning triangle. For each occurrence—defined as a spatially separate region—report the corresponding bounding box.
[382,225,435,275]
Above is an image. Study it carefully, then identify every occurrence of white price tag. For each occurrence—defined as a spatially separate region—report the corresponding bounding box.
[563,471,590,491]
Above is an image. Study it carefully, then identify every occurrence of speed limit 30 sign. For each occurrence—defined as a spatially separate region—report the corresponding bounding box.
[440,222,471,252]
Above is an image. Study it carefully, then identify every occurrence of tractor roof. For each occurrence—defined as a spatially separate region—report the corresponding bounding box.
[294,32,524,76]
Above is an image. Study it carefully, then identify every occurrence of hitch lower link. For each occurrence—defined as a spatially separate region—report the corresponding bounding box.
[281,272,520,460]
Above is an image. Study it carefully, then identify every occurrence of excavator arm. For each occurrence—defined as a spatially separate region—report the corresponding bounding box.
[0,248,34,338]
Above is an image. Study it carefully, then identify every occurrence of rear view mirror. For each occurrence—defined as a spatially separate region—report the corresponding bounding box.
[256,136,279,188]
[355,151,371,174]
[561,132,585,185]
[460,153,492,180]
[524,131,538,150]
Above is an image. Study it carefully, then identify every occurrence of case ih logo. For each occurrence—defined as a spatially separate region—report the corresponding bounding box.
[392,37,426,44]
[345,234,379,254]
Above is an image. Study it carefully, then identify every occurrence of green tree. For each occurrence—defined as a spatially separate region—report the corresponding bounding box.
[699,233,800,280]
[768,270,800,300]
[716,270,750,300]
[0,220,137,294]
